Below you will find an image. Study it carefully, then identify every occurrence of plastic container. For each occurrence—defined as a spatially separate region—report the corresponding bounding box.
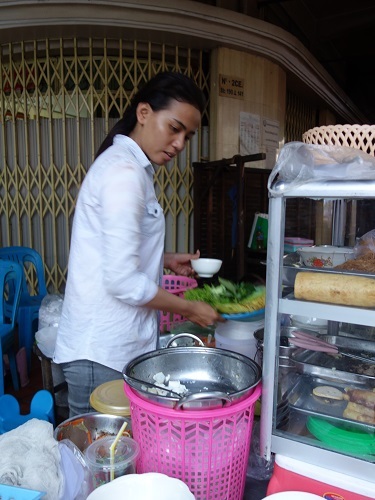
[84,436,140,489]
[86,473,195,500]
[0,485,45,499]
[160,276,198,332]
[267,454,375,499]
[297,245,354,268]
[284,237,314,254]
[125,382,261,500]
[214,319,264,360]
[90,379,131,416]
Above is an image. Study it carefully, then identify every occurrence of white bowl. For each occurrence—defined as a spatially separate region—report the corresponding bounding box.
[297,245,354,268]
[87,473,195,500]
[190,258,222,277]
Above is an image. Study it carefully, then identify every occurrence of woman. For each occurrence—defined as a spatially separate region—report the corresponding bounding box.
[54,71,224,416]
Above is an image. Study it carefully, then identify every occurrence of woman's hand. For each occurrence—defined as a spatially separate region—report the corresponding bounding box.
[164,249,200,276]
[184,300,225,328]
[145,285,225,329]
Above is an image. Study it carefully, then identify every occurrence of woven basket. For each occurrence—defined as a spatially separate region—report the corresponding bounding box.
[302,125,375,156]
[159,275,198,333]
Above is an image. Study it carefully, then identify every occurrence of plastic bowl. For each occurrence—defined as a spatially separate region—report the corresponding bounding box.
[190,258,222,277]
[87,473,195,500]
[297,245,354,268]
[54,412,132,452]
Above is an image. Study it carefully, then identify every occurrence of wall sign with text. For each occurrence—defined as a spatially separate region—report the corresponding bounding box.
[219,74,244,99]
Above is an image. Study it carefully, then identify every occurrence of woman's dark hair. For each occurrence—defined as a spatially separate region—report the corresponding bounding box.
[95,71,206,158]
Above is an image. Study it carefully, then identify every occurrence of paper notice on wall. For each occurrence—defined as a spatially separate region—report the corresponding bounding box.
[263,118,279,169]
[240,112,261,155]
[240,113,279,167]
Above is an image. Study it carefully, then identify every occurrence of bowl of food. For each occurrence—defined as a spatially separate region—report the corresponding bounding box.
[190,258,222,277]
[297,245,354,268]
[54,412,132,452]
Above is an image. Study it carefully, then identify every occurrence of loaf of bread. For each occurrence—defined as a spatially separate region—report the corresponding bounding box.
[294,272,375,307]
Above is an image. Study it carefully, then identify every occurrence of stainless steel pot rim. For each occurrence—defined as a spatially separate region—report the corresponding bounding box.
[122,344,262,409]
[123,346,263,372]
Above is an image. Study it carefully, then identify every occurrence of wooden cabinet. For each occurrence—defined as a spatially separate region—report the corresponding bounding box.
[193,154,268,281]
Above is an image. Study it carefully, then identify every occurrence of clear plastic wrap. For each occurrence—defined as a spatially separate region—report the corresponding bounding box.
[38,293,64,330]
[354,229,375,257]
[268,142,375,195]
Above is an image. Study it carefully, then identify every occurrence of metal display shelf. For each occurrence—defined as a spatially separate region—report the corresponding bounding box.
[278,296,375,327]
[260,176,375,479]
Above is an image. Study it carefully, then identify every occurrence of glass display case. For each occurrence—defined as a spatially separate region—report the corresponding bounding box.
[260,178,375,483]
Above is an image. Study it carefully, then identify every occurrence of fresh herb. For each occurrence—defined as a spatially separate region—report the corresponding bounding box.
[184,278,265,314]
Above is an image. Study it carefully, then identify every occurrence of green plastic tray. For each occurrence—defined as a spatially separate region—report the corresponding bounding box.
[307,416,375,456]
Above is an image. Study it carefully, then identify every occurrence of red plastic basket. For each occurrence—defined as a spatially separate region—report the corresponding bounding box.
[160,275,198,332]
[124,383,261,500]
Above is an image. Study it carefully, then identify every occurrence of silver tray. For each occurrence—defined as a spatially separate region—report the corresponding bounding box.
[318,335,375,354]
[286,375,374,432]
[283,252,375,287]
[291,346,375,387]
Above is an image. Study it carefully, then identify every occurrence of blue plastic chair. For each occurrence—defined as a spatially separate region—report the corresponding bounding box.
[0,390,55,434]
[0,260,23,396]
[0,247,47,371]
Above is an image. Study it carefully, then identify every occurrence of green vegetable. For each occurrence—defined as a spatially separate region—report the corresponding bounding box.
[184,277,266,314]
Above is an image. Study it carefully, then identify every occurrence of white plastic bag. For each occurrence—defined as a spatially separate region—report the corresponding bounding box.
[38,293,64,329]
[268,142,375,196]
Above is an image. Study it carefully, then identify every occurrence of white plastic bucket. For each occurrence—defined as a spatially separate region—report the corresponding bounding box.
[215,319,264,359]
[87,472,195,499]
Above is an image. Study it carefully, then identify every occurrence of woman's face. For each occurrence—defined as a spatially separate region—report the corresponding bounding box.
[131,99,201,165]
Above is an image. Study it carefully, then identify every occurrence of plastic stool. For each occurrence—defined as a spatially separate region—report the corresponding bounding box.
[0,390,55,433]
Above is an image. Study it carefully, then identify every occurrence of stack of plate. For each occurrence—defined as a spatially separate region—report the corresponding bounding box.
[307,416,375,457]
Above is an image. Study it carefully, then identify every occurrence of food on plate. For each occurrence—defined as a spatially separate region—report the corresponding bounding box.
[343,388,375,409]
[184,277,266,314]
[344,401,374,418]
[356,363,375,377]
[294,272,375,307]
[340,388,375,424]
[343,405,375,425]
[312,385,344,401]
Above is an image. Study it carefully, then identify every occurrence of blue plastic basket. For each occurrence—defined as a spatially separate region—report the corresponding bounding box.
[0,484,45,500]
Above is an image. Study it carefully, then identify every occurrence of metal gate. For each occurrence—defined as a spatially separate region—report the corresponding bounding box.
[0,38,210,292]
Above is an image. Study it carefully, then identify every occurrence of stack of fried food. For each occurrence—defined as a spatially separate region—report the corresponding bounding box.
[343,388,375,425]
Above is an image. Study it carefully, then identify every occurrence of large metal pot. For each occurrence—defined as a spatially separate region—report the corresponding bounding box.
[122,338,261,410]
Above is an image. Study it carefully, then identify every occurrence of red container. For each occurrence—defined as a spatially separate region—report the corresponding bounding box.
[267,454,374,500]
